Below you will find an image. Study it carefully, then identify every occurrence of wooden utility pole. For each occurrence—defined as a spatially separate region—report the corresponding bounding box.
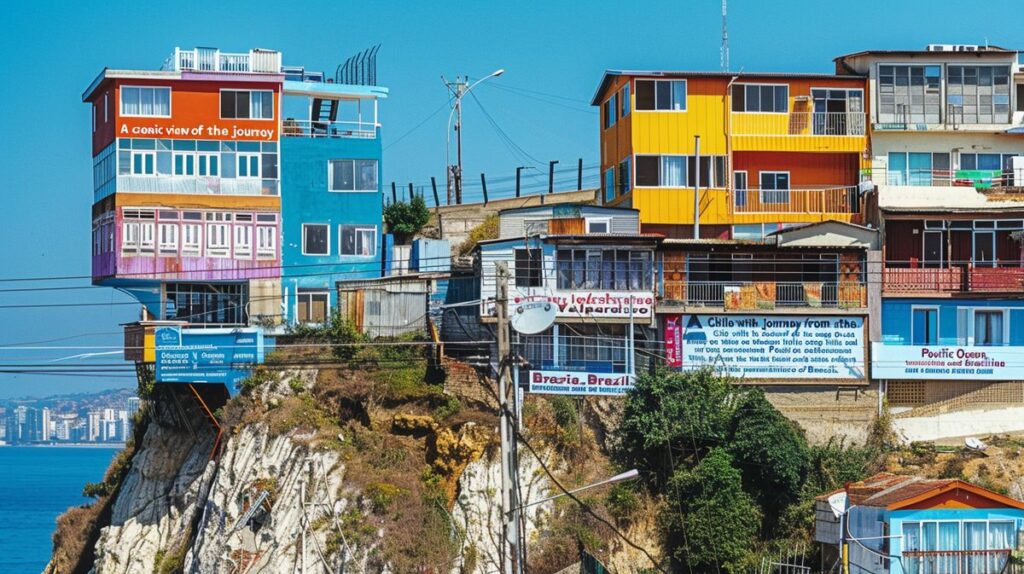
[495,263,521,574]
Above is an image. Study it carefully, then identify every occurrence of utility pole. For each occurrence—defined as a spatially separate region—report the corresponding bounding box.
[443,69,504,206]
[495,263,521,574]
[721,0,730,72]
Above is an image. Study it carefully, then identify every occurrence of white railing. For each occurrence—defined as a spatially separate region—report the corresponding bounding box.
[731,112,867,136]
[164,48,282,74]
[281,119,378,139]
[115,175,278,196]
[662,281,866,309]
[732,186,860,214]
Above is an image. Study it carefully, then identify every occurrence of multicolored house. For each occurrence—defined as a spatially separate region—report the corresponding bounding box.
[815,472,1024,574]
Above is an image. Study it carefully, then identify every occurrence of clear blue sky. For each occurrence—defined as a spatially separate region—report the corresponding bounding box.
[0,0,1021,398]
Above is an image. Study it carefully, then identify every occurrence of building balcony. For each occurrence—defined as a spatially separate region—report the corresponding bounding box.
[730,112,867,153]
[883,262,1024,295]
[281,119,378,140]
[661,281,867,310]
[112,175,279,197]
[163,47,281,74]
[864,167,1024,188]
[732,186,861,214]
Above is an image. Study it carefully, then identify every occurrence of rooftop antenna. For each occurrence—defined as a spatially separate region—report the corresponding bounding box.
[721,0,729,72]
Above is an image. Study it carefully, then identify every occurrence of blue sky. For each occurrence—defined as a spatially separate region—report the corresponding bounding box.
[0,0,1021,398]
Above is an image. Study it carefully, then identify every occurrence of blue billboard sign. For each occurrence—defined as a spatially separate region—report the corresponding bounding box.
[155,327,266,395]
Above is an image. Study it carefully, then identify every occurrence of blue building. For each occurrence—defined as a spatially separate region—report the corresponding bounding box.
[279,73,388,325]
[815,473,1024,574]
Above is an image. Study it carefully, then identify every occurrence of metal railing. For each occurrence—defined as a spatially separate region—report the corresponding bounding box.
[163,48,281,74]
[903,549,1013,574]
[114,175,279,196]
[883,261,1024,293]
[281,119,378,139]
[731,112,867,136]
[863,167,1024,188]
[661,281,867,309]
[732,186,860,214]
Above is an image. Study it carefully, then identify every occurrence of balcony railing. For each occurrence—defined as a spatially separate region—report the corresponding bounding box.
[282,119,378,139]
[163,47,281,74]
[731,112,867,136]
[732,186,860,214]
[661,281,867,309]
[883,262,1024,294]
[903,549,1014,574]
[863,167,1024,188]
[115,175,279,196]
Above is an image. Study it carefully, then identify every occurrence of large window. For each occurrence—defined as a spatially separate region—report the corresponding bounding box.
[339,225,376,256]
[166,283,248,325]
[220,90,274,119]
[620,83,630,117]
[811,88,864,135]
[296,289,329,324]
[878,65,942,124]
[617,157,631,197]
[302,224,329,256]
[120,86,171,117]
[514,248,543,287]
[912,307,939,345]
[329,159,378,192]
[759,171,790,204]
[903,520,1014,574]
[731,84,788,113]
[635,79,686,111]
[556,249,653,290]
[947,66,1011,124]
[635,155,727,188]
[975,310,1006,346]
[887,152,950,186]
[604,92,618,128]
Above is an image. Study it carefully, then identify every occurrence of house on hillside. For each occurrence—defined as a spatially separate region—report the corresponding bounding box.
[815,472,1024,574]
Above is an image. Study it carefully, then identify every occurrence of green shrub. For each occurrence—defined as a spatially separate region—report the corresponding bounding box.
[384,195,431,243]
[458,214,499,255]
[365,482,405,513]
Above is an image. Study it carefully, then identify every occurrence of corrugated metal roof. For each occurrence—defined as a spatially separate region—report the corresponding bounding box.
[877,185,1024,213]
[591,69,864,105]
[815,472,1024,510]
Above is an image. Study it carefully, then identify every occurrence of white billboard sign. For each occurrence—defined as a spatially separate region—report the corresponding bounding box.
[527,370,636,395]
[871,343,1022,380]
[665,314,866,380]
[486,289,655,320]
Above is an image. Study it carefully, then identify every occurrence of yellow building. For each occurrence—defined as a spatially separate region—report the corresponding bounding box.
[592,70,870,239]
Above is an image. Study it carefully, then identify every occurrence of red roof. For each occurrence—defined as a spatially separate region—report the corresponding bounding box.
[816,472,1024,510]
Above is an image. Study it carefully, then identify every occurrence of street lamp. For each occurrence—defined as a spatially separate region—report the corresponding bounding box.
[444,68,505,205]
[515,468,640,512]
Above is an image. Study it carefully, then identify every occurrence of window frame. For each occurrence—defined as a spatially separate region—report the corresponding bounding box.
[876,63,943,124]
[256,225,276,259]
[328,159,379,193]
[338,224,378,257]
[633,154,727,188]
[219,89,275,121]
[758,171,791,204]
[620,83,631,118]
[301,223,331,256]
[514,248,544,288]
[971,308,1009,347]
[911,305,940,345]
[732,83,789,114]
[296,289,331,324]
[585,217,611,234]
[634,79,687,112]
[119,85,172,118]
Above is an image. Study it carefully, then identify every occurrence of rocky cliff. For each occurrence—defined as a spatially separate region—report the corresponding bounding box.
[47,359,651,574]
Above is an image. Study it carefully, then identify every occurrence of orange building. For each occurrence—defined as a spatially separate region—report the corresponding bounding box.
[591,70,870,239]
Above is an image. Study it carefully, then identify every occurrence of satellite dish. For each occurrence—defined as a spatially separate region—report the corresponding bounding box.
[510,300,557,334]
[965,437,987,451]
[827,492,848,518]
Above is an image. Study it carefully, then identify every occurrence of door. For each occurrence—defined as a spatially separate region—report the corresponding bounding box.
[923,231,944,268]
[974,231,995,267]
[733,171,748,208]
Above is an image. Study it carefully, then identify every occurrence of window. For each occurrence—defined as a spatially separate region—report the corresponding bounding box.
[166,283,248,325]
[604,93,617,128]
[157,223,178,256]
[811,88,864,135]
[733,171,748,207]
[960,153,1003,171]
[604,167,615,203]
[556,249,653,290]
[635,79,686,111]
[329,159,378,192]
[887,152,950,186]
[182,223,202,256]
[256,226,276,259]
[237,153,260,178]
[586,218,610,233]
[120,86,171,117]
[912,307,938,345]
[635,155,727,187]
[759,172,790,204]
[220,90,274,119]
[173,152,195,176]
[947,66,1011,124]
[975,310,1005,346]
[206,222,229,257]
[620,83,630,117]
[617,157,631,196]
[233,225,252,259]
[514,248,543,287]
[198,153,219,176]
[131,151,155,175]
[878,65,942,124]
[731,84,788,113]
[339,225,376,256]
[297,290,330,324]
[302,224,329,256]
[903,520,1014,574]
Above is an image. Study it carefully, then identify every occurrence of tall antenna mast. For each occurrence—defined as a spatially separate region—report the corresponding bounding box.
[721,0,729,72]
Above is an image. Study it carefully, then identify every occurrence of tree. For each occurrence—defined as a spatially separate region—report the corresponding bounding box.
[662,448,760,572]
[728,388,810,530]
[384,195,430,244]
[614,367,735,488]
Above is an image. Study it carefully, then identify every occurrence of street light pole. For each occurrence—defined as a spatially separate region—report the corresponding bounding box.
[444,69,505,205]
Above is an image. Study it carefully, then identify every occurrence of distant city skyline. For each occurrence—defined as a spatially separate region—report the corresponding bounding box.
[3,0,1024,397]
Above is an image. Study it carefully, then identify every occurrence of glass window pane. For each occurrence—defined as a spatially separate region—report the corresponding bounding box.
[655,81,671,110]
[635,80,654,110]
[775,86,788,112]
[355,159,377,191]
[747,85,760,111]
[672,80,686,110]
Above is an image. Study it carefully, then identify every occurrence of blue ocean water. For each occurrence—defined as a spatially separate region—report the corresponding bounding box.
[0,446,118,573]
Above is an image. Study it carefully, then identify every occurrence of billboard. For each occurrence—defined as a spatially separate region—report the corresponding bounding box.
[664,314,866,380]
[527,370,635,396]
[872,343,1024,381]
[489,290,654,320]
[155,327,266,394]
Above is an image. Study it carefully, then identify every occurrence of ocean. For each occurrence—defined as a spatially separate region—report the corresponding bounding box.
[0,446,119,573]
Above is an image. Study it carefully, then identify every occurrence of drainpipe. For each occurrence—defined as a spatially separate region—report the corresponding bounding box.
[725,75,740,224]
[694,135,701,239]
